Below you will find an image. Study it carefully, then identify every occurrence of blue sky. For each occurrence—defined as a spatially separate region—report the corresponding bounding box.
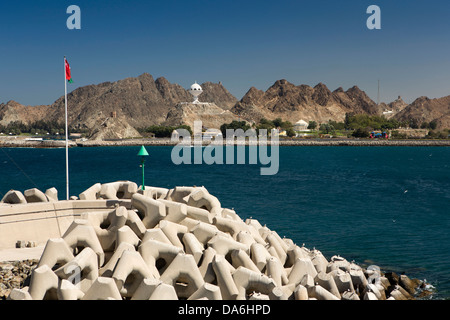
[0,0,449,106]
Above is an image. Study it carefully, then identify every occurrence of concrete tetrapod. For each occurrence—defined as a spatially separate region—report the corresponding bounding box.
[212,254,239,300]
[198,247,217,284]
[55,247,99,293]
[124,209,147,239]
[158,199,188,223]
[45,187,58,202]
[81,206,128,252]
[141,228,172,245]
[207,233,249,257]
[231,249,260,273]
[287,258,318,286]
[57,279,85,300]
[185,205,213,224]
[232,266,277,300]
[165,186,197,204]
[131,278,178,300]
[307,285,340,301]
[112,250,156,298]
[62,219,105,267]
[79,183,102,200]
[269,285,293,300]
[37,238,74,270]
[286,245,308,268]
[28,265,59,300]
[81,277,123,300]
[24,188,48,203]
[182,232,204,264]
[213,216,251,240]
[266,234,287,265]
[138,186,169,200]
[250,243,272,272]
[236,230,256,247]
[2,182,422,300]
[266,256,289,287]
[330,269,355,294]
[294,284,309,300]
[131,193,166,228]
[99,242,136,277]
[115,225,141,249]
[310,250,329,274]
[188,283,223,300]
[160,253,205,299]
[327,255,351,272]
[1,190,27,204]
[186,187,222,215]
[138,238,184,277]
[7,288,33,300]
[341,290,360,300]
[159,220,188,249]
[314,271,341,299]
[191,221,228,245]
[99,181,138,200]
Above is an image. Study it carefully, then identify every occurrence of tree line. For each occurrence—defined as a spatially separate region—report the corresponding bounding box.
[220,118,296,137]
[0,120,66,136]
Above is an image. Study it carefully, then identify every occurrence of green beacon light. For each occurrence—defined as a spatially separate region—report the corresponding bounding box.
[137,146,149,191]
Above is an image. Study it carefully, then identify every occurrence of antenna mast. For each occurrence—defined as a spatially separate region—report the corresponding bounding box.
[377,79,380,106]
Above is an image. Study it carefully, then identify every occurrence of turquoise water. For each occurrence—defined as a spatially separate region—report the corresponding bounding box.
[1,146,449,299]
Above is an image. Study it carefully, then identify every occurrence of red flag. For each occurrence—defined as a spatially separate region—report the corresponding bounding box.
[65,58,73,83]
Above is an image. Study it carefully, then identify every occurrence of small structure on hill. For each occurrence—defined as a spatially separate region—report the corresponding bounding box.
[189,82,203,104]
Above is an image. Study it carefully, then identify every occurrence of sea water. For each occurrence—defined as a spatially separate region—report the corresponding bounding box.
[1,146,449,299]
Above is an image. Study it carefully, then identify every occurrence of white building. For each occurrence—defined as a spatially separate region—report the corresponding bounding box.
[294,119,309,131]
[189,81,203,104]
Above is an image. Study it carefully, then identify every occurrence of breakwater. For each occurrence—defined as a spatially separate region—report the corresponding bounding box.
[0,181,432,300]
[1,137,450,148]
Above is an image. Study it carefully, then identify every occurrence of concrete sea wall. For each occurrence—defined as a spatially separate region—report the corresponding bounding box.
[1,137,450,148]
[0,181,428,300]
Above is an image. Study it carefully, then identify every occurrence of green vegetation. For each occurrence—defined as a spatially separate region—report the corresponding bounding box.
[344,113,401,131]
[0,120,66,136]
[256,118,295,137]
[139,124,192,138]
[319,123,335,134]
[220,121,251,136]
[426,129,450,139]
[220,118,296,137]
[307,121,317,130]
[351,128,370,138]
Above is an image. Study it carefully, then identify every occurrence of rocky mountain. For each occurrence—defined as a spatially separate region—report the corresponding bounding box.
[232,79,382,124]
[0,74,448,136]
[0,100,51,126]
[394,95,450,129]
[0,74,238,132]
[48,73,182,130]
[197,82,238,110]
[163,102,238,129]
[88,116,142,141]
[379,96,409,119]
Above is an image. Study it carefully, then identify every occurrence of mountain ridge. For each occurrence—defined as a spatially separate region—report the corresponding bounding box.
[1,74,449,135]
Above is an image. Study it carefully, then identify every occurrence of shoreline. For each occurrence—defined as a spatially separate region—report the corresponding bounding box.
[1,138,450,148]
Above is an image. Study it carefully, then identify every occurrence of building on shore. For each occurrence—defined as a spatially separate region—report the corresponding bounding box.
[294,119,309,132]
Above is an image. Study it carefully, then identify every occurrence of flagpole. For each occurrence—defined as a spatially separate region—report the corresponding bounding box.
[64,56,69,200]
